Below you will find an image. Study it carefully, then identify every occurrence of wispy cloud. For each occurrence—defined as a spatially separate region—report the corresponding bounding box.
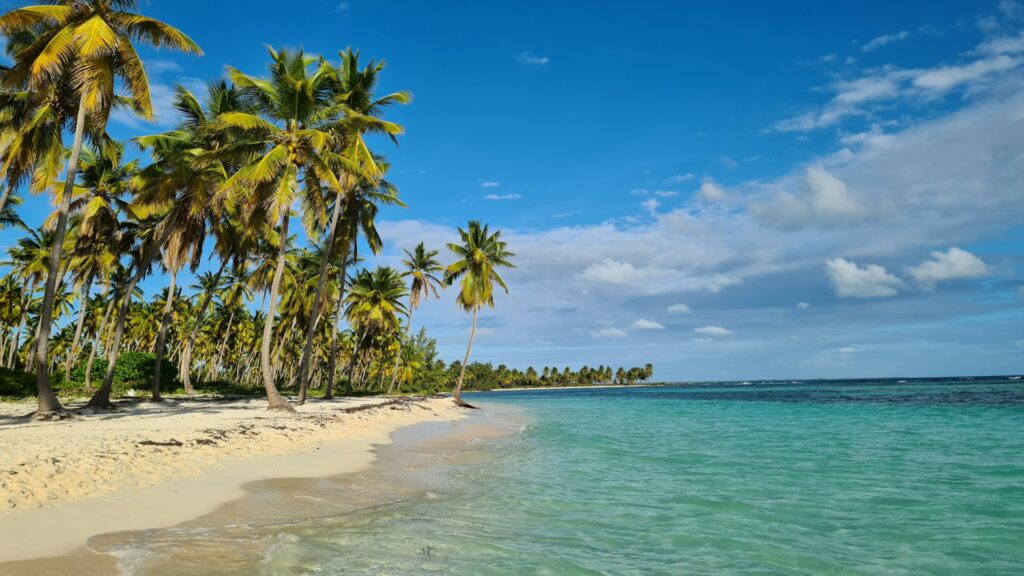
[483,193,522,201]
[335,1,350,12]
[862,30,909,52]
[694,326,733,336]
[630,319,665,330]
[591,327,627,339]
[480,181,501,188]
[668,304,691,314]
[515,52,549,66]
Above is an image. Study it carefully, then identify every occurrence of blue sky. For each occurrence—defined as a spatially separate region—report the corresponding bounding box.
[3,0,1023,380]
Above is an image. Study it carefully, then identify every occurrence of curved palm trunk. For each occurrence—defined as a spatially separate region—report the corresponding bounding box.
[64,273,94,383]
[452,308,478,407]
[208,309,235,383]
[89,226,173,408]
[345,329,368,395]
[387,308,415,394]
[298,187,345,404]
[0,183,12,216]
[33,103,87,417]
[180,259,227,394]
[83,287,114,392]
[259,214,295,412]
[150,269,177,402]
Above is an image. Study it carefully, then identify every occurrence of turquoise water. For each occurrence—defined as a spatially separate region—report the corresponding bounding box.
[263,378,1024,575]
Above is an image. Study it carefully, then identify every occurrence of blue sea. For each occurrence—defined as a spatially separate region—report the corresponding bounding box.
[96,377,1024,574]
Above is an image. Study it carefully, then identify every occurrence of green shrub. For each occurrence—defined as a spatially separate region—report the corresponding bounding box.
[0,367,34,398]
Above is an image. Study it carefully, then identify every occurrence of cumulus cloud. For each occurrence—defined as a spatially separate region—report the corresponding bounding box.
[750,166,865,228]
[862,30,909,52]
[905,247,989,289]
[630,319,665,330]
[641,198,661,215]
[697,178,728,203]
[694,326,733,336]
[591,327,627,339]
[516,52,549,66]
[483,193,522,201]
[825,258,905,298]
[797,301,811,309]
[668,304,691,314]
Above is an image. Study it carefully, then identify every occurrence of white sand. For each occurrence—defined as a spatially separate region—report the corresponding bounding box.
[0,395,463,562]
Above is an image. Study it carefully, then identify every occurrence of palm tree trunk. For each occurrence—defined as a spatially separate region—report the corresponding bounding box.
[64,273,94,383]
[33,103,88,417]
[298,187,345,404]
[452,308,478,405]
[0,183,12,216]
[346,328,368,395]
[324,259,349,400]
[180,259,227,394]
[83,287,114,392]
[387,310,414,394]
[150,269,177,402]
[210,310,235,383]
[7,309,26,369]
[260,214,295,412]
[88,225,173,408]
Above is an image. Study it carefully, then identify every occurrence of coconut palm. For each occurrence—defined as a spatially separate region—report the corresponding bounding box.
[443,221,515,406]
[344,266,407,389]
[295,48,409,404]
[0,0,200,416]
[388,243,443,393]
[216,47,359,411]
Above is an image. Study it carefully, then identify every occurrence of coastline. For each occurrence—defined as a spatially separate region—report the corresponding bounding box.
[0,395,465,564]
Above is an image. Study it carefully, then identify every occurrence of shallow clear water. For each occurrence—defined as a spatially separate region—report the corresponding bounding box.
[258,378,1024,575]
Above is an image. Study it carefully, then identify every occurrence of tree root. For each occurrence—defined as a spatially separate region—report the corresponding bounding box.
[33,410,72,421]
[452,397,479,409]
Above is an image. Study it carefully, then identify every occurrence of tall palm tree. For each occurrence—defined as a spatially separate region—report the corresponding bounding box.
[344,266,407,389]
[388,243,442,393]
[59,142,134,382]
[443,221,515,406]
[218,47,365,411]
[0,0,200,417]
[296,48,409,404]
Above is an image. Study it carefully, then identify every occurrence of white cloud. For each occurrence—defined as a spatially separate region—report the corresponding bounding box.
[631,189,678,197]
[912,55,1021,91]
[483,193,522,201]
[797,301,811,309]
[999,0,1022,19]
[750,166,865,229]
[905,247,989,289]
[977,32,1024,56]
[516,52,549,66]
[862,30,909,52]
[667,173,695,183]
[591,327,627,339]
[825,258,904,298]
[772,35,1024,132]
[480,181,501,188]
[335,1,350,12]
[668,304,691,314]
[144,59,182,74]
[697,178,728,203]
[630,319,665,330]
[641,198,661,215]
[837,346,858,353]
[694,326,733,336]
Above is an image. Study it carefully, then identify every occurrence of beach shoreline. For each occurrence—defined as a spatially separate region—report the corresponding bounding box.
[0,395,465,564]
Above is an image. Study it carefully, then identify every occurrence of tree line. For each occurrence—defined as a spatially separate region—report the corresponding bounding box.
[0,0,515,417]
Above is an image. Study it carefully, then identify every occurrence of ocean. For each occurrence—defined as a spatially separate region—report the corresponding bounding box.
[90,377,1024,574]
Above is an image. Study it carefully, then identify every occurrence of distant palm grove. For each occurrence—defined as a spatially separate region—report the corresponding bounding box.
[0,0,527,417]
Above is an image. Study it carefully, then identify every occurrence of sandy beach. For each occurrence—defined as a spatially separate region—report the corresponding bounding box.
[0,395,464,563]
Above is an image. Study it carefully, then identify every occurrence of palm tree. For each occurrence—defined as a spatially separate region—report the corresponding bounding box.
[388,243,443,393]
[0,0,200,417]
[344,266,407,389]
[217,47,354,411]
[443,221,515,406]
[295,49,409,403]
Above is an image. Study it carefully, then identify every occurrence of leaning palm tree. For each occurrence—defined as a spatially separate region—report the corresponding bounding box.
[444,221,515,406]
[388,243,443,393]
[0,0,200,417]
[217,47,355,411]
